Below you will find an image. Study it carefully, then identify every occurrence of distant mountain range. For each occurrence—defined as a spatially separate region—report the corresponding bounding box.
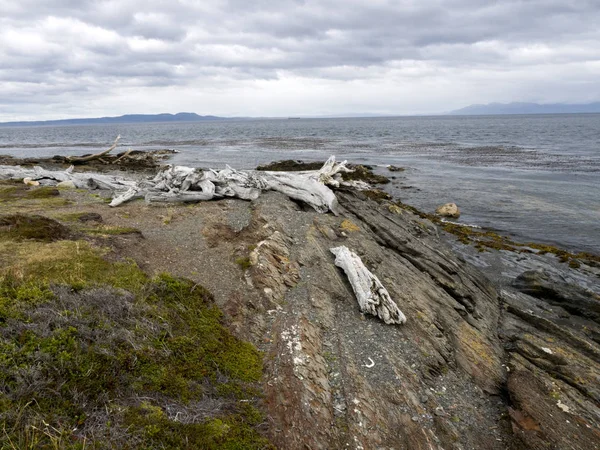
[448,102,600,115]
[0,112,225,127]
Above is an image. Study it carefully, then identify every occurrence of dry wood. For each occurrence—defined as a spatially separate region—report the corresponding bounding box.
[113,148,133,164]
[66,135,121,163]
[0,164,137,192]
[106,156,358,212]
[330,245,406,324]
[1,155,370,215]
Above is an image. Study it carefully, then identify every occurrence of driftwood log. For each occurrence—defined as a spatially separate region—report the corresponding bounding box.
[330,245,406,324]
[108,156,366,213]
[0,164,138,191]
[0,155,370,214]
[66,135,121,163]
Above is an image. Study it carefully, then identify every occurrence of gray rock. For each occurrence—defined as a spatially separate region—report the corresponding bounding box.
[435,202,460,218]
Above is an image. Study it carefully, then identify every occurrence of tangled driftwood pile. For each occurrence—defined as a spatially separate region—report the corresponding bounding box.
[0,156,367,214]
[109,156,369,212]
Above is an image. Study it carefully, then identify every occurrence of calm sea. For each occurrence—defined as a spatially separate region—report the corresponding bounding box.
[1,114,599,254]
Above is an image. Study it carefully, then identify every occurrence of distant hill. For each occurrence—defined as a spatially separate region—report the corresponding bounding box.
[0,112,225,127]
[448,102,600,115]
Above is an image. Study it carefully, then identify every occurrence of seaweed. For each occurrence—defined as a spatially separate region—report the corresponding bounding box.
[391,201,600,267]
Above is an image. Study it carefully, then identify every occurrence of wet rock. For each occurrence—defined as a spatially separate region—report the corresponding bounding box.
[256,159,325,172]
[341,164,390,184]
[513,269,600,321]
[388,165,405,172]
[435,202,461,218]
[77,212,103,223]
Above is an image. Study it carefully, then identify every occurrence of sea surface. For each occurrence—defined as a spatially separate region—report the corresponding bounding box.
[1,114,599,254]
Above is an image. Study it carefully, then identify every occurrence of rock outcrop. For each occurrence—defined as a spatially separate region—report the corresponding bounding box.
[234,190,599,449]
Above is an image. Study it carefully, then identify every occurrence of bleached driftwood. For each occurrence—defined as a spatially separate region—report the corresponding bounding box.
[108,156,358,213]
[0,164,138,192]
[330,246,406,325]
[1,155,370,215]
[113,148,133,164]
[66,135,121,163]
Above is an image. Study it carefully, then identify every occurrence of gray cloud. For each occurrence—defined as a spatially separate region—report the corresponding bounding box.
[0,0,599,119]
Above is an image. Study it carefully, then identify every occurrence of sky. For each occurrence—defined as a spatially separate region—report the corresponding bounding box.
[1,0,600,121]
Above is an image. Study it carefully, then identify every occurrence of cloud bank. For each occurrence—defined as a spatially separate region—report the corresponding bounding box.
[1,0,599,120]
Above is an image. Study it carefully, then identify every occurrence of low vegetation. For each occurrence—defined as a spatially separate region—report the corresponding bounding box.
[0,183,72,215]
[0,201,271,448]
[0,215,70,242]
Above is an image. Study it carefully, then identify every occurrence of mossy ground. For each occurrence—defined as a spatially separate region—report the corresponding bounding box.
[0,182,72,215]
[0,215,70,242]
[0,188,271,449]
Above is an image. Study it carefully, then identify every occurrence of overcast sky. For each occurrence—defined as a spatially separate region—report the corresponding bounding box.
[1,0,599,120]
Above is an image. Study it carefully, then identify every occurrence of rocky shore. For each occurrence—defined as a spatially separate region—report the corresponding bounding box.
[0,157,598,449]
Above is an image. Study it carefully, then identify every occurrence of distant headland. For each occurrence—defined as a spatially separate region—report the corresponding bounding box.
[448,101,600,115]
[0,112,225,127]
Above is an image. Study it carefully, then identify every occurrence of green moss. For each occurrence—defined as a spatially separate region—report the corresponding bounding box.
[0,214,70,242]
[0,276,54,322]
[0,184,71,215]
[363,189,392,203]
[12,240,148,293]
[0,184,269,448]
[24,187,60,199]
[0,186,18,198]
[0,184,60,201]
[0,269,268,448]
[55,212,102,223]
[235,256,252,271]
[124,401,273,449]
[0,185,59,203]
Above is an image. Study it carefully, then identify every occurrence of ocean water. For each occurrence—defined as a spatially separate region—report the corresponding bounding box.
[1,114,599,254]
